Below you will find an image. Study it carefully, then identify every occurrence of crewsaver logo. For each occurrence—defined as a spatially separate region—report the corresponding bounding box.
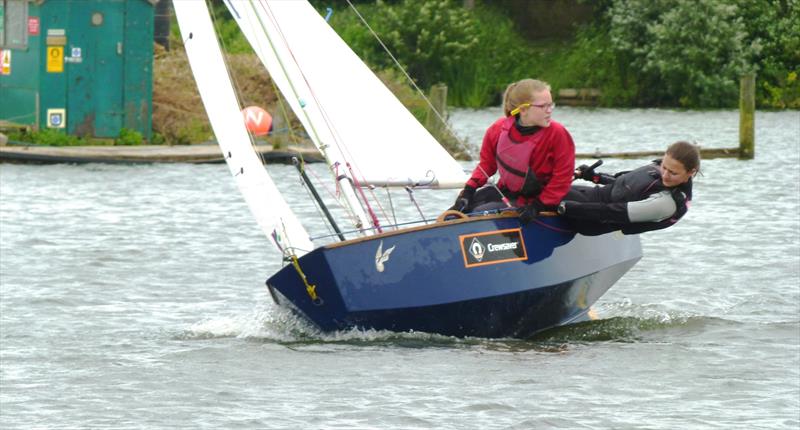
[469,237,485,262]
[459,228,527,268]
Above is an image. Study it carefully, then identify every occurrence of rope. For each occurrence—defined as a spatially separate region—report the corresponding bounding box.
[405,186,427,224]
[295,160,337,240]
[248,0,364,229]
[342,0,507,206]
[343,0,476,160]
[208,2,270,166]
[347,163,382,233]
[290,255,322,304]
[385,187,398,229]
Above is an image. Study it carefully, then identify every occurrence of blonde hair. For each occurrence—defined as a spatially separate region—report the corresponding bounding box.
[503,79,551,117]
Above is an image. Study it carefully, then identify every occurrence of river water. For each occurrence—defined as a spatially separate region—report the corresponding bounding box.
[1,108,798,429]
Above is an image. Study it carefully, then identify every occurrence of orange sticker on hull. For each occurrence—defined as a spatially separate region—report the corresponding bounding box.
[459,228,528,268]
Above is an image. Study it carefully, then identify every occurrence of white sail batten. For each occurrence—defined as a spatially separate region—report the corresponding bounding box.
[225,0,468,189]
[174,1,314,256]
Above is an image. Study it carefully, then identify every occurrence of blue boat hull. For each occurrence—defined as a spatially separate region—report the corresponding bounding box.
[267,215,642,338]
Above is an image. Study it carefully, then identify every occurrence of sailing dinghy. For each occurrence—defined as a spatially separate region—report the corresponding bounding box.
[174,0,642,338]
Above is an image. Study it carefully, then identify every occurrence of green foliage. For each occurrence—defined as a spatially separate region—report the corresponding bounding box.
[539,27,635,106]
[7,129,98,146]
[211,3,254,55]
[734,0,800,108]
[371,1,480,92]
[327,0,530,107]
[7,128,145,146]
[604,0,756,107]
[564,0,797,108]
[150,132,166,146]
[441,5,532,106]
[115,128,144,146]
[171,118,211,146]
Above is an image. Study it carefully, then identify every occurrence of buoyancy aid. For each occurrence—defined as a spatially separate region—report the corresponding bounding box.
[495,117,545,197]
[602,163,664,202]
[601,161,693,234]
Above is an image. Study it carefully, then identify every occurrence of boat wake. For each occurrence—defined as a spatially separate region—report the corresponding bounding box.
[176,301,741,350]
[531,302,741,344]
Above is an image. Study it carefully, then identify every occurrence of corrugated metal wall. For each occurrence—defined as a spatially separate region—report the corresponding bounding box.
[0,0,153,139]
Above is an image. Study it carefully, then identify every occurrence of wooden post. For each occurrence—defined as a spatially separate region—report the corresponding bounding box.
[270,110,285,150]
[425,83,448,137]
[739,73,755,159]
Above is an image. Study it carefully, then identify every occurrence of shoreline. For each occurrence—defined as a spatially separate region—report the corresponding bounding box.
[0,142,324,164]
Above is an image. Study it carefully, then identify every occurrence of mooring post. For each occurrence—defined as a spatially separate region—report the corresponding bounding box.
[739,73,755,159]
[425,83,448,138]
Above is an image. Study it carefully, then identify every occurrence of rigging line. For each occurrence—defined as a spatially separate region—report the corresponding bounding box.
[233,0,300,156]
[363,182,394,229]
[297,167,337,239]
[253,0,362,188]
[350,172,395,229]
[208,0,269,166]
[251,9,404,228]
[385,187,399,229]
[251,0,431,227]
[293,157,346,241]
[343,0,504,204]
[306,162,341,201]
[309,215,437,242]
[347,163,382,233]
[304,161,356,218]
[249,0,365,228]
[229,3,347,228]
[248,0,375,204]
[405,186,427,224]
[252,0,343,160]
[344,0,475,159]
[207,2,308,256]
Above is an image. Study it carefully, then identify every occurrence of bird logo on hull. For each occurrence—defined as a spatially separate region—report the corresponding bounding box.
[375,241,396,272]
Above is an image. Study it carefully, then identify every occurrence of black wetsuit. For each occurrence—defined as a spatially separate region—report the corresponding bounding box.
[561,160,692,236]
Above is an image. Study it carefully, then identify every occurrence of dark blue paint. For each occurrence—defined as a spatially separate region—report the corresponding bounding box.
[267,216,642,338]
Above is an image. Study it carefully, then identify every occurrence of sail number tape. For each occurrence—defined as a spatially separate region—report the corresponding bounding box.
[459,228,528,268]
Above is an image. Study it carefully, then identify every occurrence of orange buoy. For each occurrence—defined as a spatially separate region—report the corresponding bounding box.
[242,106,273,136]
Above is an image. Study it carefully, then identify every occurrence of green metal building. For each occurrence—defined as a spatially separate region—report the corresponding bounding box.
[0,0,154,139]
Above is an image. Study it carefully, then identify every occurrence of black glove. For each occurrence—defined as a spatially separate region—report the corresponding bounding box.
[448,185,476,212]
[574,164,600,183]
[518,198,548,224]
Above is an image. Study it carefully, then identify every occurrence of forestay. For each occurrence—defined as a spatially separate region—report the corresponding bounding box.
[174,1,314,256]
[223,0,468,189]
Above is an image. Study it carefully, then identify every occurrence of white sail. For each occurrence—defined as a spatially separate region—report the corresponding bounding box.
[224,0,468,190]
[174,1,314,256]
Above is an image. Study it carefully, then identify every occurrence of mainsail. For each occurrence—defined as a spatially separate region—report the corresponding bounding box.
[174,1,313,256]
[223,0,468,191]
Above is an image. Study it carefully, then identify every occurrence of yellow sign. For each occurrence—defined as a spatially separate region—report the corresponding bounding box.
[1,49,10,75]
[46,46,64,73]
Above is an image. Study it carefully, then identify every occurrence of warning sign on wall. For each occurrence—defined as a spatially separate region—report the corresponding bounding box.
[46,46,63,73]
[28,17,40,36]
[1,49,10,75]
[47,109,66,128]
